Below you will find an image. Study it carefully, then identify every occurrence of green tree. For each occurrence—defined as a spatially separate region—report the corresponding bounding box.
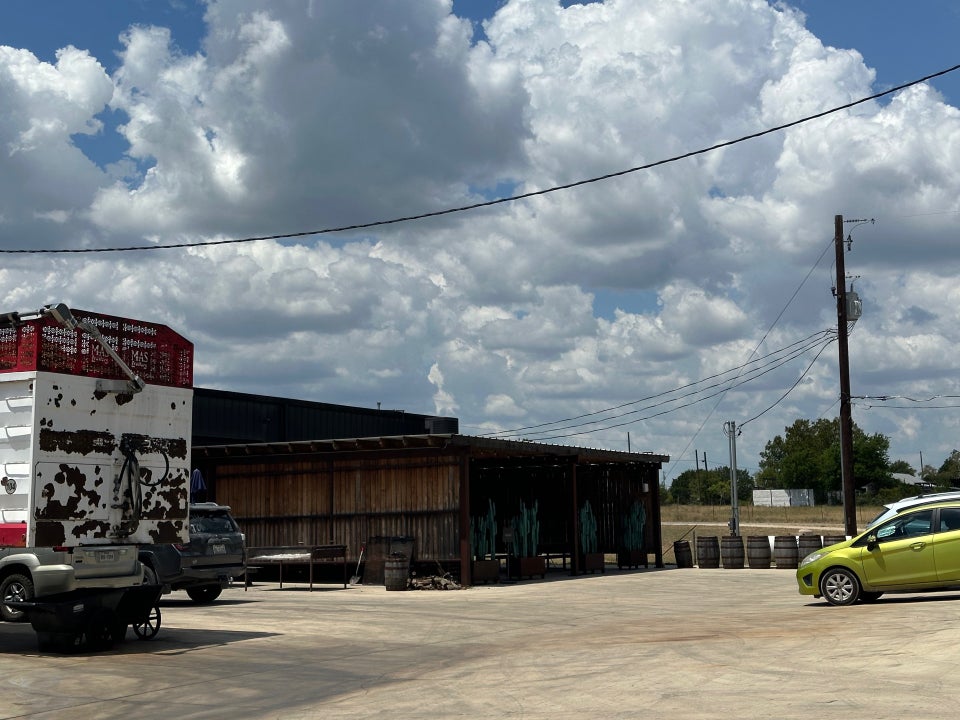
[928,450,960,490]
[756,417,891,503]
[888,459,915,475]
[666,467,753,505]
[664,469,696,504]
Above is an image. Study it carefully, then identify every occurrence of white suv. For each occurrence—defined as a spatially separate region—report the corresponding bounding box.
[865,490,960,529]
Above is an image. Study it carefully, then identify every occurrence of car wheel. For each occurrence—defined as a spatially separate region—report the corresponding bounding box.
[186,585,222,604]
[142,564,158,586]
[859,591,883,603]
[0,573,35,622]
[819,567,861,606]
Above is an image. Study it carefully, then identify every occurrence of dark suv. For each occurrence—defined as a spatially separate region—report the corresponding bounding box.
[139,503,246,603]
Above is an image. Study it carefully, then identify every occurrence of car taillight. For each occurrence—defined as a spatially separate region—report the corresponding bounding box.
[52,546,71,553]
[174,543,189,551]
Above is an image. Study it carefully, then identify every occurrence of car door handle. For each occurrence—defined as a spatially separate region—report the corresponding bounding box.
[911,542,926,550]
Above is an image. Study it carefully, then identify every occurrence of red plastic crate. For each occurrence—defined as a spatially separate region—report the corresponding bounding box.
[0,309,193,388]
[0,523,26,547]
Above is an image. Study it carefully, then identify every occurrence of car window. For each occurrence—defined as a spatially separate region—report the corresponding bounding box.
[865,508,892,527]
[191,512,238,534]
[874,509,933,541]
[938,507,960,532]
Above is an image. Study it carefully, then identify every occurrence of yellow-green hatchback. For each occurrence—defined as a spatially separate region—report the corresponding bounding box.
[797,501,960,605]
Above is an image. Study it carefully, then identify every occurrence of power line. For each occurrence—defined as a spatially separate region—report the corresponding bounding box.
[3,63,959,255]
[858,403,960,410]
[855,394,960,410]
[663,236,834,481]
[483,329,834,438]
[739,339,836,427]
[854,394,960,402]
[515,334,833,439]
[529,335,837,441]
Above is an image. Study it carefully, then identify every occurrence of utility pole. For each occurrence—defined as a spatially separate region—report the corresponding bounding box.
[724,422,740,536]
[702,452,708,505]
[835,214,857,537]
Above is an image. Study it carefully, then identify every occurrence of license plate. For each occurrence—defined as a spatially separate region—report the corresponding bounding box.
[97,550,117,563]
[212,543,226,554]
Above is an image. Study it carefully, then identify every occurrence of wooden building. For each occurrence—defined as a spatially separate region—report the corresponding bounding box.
[193,434,668,584]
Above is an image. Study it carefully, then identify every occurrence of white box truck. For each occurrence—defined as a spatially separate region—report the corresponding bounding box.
[0,304,191,634]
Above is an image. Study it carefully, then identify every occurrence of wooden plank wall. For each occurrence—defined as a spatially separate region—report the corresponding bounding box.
[209,453,462,562]
[579,463,660,553]
[469,460,660,557]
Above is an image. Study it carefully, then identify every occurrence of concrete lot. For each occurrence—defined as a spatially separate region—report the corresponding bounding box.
[2,567,960,719]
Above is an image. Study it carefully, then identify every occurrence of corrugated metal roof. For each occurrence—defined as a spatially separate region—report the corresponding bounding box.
[194,433,668,464]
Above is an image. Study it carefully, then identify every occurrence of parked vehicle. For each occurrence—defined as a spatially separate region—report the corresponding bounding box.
[864,490,960,529]
[0,304,192,640]
[797,499,960,605]
[139,503,245,603]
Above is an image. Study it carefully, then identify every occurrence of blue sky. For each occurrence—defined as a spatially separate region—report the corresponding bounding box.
[799,0,959,103]
[4,0,957,169]
[3,1,960,477]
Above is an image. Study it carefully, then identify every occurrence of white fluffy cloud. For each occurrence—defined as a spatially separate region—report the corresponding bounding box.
[3,0,960,479]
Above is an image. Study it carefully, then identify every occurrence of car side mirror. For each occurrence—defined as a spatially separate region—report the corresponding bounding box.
[866,534,878,551]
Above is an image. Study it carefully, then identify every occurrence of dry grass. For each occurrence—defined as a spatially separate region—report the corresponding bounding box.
[657,503,884,565]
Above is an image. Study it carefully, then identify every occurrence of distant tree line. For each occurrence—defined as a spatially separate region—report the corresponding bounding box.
[661,417,960,505]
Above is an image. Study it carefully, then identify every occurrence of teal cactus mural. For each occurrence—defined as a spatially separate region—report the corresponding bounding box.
[622,500,646,551]
[471,499,497,560]
[579,500,598,554]
[510,500,540,558]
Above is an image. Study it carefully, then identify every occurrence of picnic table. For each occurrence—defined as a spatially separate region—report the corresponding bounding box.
[245,544,348,590]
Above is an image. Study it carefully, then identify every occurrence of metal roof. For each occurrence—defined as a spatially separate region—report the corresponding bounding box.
[194,433,668,465]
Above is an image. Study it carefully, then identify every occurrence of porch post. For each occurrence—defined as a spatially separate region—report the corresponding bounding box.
[460,453,472,585]
[571,457,580,576]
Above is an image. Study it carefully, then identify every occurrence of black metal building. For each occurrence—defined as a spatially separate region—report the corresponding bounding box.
[192,387,458,446]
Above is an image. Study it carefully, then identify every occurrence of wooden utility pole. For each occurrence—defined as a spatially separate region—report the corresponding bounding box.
[835,214,857,536]
[725,421,740,536]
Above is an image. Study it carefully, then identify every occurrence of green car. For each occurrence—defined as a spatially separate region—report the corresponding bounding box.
[797,500,960,605]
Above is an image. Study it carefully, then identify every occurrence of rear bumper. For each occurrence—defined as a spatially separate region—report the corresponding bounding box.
[34,565,142,598]
[170,565,246,590]
[32,564,76,597]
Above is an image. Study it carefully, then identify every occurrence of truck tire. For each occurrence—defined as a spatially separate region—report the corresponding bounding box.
[142,564,158,586]
[186,585,222,604]
[1,573,34,622]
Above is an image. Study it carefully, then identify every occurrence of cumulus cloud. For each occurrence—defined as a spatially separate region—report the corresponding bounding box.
[0,45,112,247]
[3,0,960,475]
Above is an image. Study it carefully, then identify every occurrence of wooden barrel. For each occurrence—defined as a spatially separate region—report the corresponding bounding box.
[797,534,823,562]
[721,536,744,569]
[773,536,799,569]
[746,535,771,568]
[384,553,409,591]
[696,536,720,568]
[822,535,847,547]
[673,540,693,568]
